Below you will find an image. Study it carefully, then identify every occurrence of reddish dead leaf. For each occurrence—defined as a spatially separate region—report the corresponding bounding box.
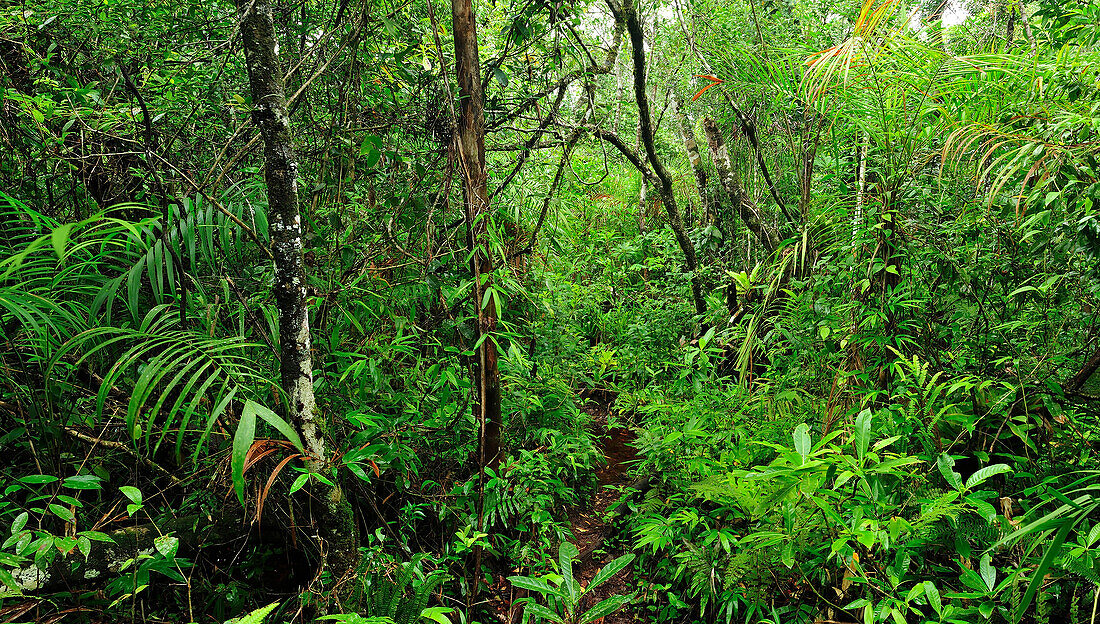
[691,75,724,101]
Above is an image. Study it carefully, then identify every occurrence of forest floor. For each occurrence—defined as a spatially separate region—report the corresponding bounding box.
[487,388,642,624]
[569,423,640,624]
[569,390,641,624]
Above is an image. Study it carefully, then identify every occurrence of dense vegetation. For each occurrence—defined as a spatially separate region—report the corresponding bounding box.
[2,0,1100,622]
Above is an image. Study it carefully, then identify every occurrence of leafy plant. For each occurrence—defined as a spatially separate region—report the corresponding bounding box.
[508,542,635,624]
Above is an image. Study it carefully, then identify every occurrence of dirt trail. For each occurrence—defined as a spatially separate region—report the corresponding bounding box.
[568,425,640,623]
[568,392,641,624]
[492,390,642,624]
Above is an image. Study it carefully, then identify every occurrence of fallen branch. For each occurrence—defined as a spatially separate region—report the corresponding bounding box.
[63,427,183,487]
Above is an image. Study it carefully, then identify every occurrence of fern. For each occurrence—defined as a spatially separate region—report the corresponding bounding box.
[911,490,962,537]
[358,556,448,624]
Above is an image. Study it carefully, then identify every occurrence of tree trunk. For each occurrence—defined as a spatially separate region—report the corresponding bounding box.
[853,132,867,250]
[236,0,357,576]
[451,0,501,608]
[701,117,778,255]
[622,0,706,318]
[637,119,648,233]
[451,0,501,475]
[671,92,711,227]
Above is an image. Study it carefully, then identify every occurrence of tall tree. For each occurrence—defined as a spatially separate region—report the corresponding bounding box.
[451,0,501,471]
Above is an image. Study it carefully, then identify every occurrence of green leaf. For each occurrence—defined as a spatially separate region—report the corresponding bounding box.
[923,581,942,616]
[232,405,258,506]
[493,67,509,88]
[967,496,998,523]
[119,485,143,505]
[965,463,1011,490]
[50,223,75,259]
[979,554,996,591]
[243,400,305,454]
[63,475,103,490]
[508,575,562,598]
[854,409,872,460]
[872,435,901,452]
[362,148,381,169]
[289,473,309,494]
[48,504,75,523]
[578,594,631,624]
[224,601,280,624]
[937,453,963,491]
[420,606,454,624]
[18,474,58,484]
[793,423,811,464]
[11,512,28,535]
[1017,519,1073,622]
[53,536,77,554]
[1008,285,1039,299]
[0,567,18,592]
[79,531,115,543]
[559,542,579,606]
[519,601,564,623]
[979,601,994,618]
[588,553,634,593]
[154,535,179,559]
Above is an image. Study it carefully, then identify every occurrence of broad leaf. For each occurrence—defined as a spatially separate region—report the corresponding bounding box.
[579,594,631,624]
[232,406,257,506]
[588,553,635,593]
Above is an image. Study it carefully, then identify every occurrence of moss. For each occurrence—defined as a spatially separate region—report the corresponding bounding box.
[320,483,362,581]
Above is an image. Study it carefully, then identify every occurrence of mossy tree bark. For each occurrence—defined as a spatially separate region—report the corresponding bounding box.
[671,92,712,228]
[236,0,357,576]
[702,117,778,255]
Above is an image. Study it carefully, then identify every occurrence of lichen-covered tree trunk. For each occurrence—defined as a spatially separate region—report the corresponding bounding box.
[236,0,357,576]
[702,117,778,255]
[622,0,706,318]
[451,0,501,470]
[636,119,648,233]
[671,92,711,227]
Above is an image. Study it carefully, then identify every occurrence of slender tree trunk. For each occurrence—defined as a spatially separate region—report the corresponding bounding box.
[622,0,706,318]
[451,0,501,475]
[702,117,777,255]
[636,119,648,233]
[853,133,867,250]
[671,92,711,227]
[1019,5,1036,51]
[237,0,357,575]
[451,0,501,608]
[613,57,625,130]
[237,0,320,463]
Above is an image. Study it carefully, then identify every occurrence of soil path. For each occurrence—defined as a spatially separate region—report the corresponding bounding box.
[568,393,641,624]
[493,390,642,624]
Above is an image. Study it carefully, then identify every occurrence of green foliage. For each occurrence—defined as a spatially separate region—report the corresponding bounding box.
[508,542,636,624]
[353,555,449,624]
[3,0,1100,621]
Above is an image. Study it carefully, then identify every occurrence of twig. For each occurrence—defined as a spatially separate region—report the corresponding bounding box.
[64,427,183,486]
